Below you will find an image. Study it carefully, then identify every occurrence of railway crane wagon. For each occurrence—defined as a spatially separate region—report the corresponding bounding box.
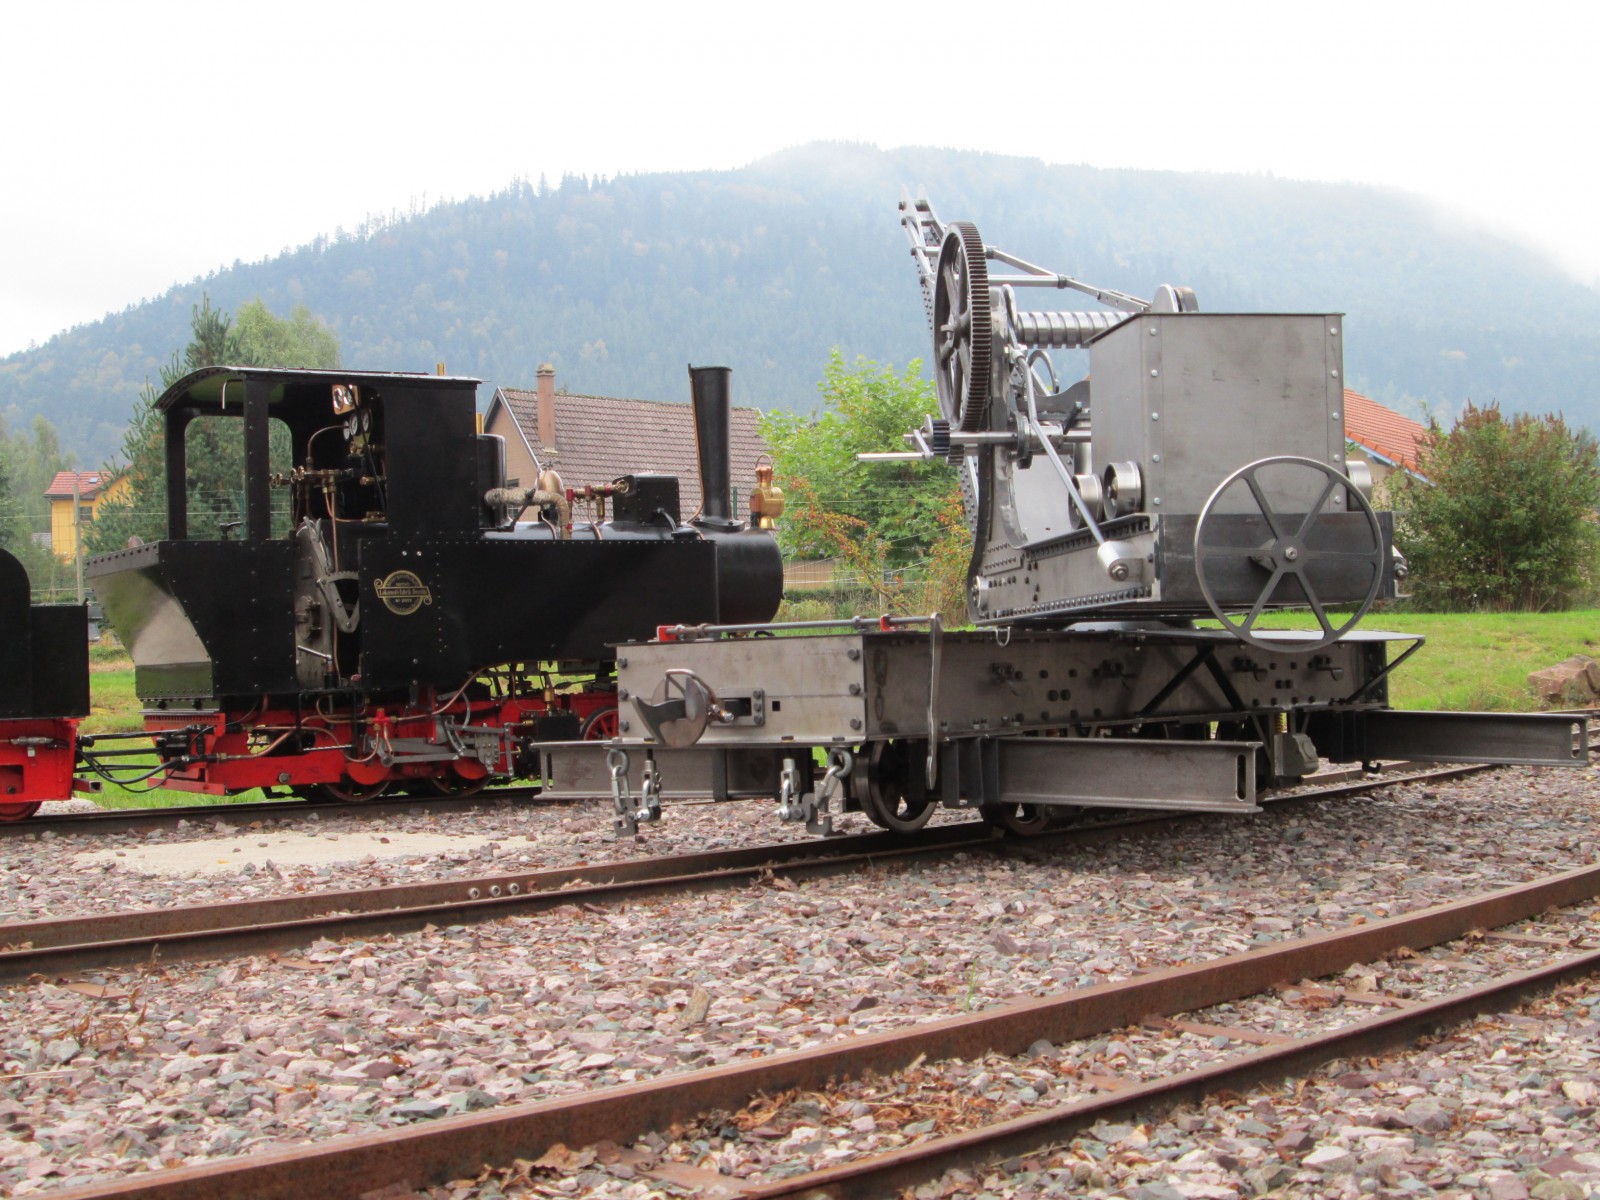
[588,195,1590,835]
[85,364,783,801]
[0,547,87,820]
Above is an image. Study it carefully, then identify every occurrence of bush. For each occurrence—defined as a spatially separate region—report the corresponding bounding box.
[1391,404,1600,611]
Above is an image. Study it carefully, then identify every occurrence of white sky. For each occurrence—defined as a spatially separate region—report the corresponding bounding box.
[2,0,1595,359]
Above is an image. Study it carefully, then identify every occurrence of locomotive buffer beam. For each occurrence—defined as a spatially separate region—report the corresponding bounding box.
[940,735,1259,814]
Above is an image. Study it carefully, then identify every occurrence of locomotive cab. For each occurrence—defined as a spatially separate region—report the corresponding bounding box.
[87,367,496,702]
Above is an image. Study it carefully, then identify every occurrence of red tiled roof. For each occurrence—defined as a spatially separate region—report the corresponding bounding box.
[494,388,769,519]
[1344,389,1429,474]
[44,471,107,500]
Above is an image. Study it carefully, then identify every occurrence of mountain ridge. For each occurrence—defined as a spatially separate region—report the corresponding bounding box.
[5,141,1597,465]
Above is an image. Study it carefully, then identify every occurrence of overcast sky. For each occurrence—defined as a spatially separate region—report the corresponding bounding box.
[2,0,1593,359]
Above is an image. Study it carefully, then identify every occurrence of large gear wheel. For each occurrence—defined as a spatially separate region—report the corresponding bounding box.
[932,222,993,432]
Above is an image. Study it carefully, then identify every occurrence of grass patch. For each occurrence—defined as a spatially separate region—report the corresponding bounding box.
[83,664,270,810]
[1231,607,1599,711]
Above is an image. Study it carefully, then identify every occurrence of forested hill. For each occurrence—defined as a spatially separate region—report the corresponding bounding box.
[7,141,1600,466]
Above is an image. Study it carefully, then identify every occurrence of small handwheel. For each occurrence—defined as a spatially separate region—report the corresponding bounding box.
[1194,456,1385,651]
[580,706,620,741]
[932,222,993,433]
[859,740,933,833]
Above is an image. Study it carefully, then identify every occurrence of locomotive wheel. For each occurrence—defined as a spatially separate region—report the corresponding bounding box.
[979,802,1052,837]
[580,706,620,740]
[317,777,390,803]
[1194,455,1385,652]
[423,772,489,798]
[932,222,993,433]
[0,801,41,823]
[859,740,933,833]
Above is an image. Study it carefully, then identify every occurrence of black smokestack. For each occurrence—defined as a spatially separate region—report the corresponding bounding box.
[688,364,739,530]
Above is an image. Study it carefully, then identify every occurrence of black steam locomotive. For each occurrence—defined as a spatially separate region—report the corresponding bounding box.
[84,364,782,800]
[0,547,87,819]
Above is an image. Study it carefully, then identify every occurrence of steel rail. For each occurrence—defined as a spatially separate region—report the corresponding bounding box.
[0,765,1487,983]
[1,786,551,837]
[748,941,1600,1199]
[34,831,1600,1200]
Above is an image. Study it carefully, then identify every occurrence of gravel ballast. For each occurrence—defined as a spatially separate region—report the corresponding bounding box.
[0,763,1596,1196]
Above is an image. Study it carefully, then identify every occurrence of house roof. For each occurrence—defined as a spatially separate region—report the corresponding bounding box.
[1344,389,1429,475]
[44,471,109,501]
[491,388,769,519]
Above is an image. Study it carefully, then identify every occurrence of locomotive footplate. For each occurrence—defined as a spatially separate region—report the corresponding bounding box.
[611,621,1589,830]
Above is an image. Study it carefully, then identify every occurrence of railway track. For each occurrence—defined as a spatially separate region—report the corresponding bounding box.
[4,785,551,837]
[0,764,1488,985]
[37,699,1580,848]
[31,839,1600,1199]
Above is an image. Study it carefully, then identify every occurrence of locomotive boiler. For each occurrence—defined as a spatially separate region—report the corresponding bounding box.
[0,547,87,820]
[85,364,782,800]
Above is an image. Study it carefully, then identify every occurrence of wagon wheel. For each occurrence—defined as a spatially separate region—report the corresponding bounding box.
[1194,456,1385,652]
[0,801,41,823]
[580,706,620,741]
[932,222,994,433]
[858,739,933,833]
[979,802,1053,837]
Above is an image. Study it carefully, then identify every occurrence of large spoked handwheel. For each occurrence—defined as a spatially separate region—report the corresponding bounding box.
[1194,456,1385,651]
[858,740,934,833]
[932,222,993,433]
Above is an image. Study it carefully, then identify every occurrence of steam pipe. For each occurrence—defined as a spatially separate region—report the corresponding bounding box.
[688,364,740,530]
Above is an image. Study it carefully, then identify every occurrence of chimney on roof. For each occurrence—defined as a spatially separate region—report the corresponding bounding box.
[536,363,556,449]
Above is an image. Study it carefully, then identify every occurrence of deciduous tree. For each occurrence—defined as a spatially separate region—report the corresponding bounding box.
[1390,403,1600,610]
[87,297,341,552]
[761,352,968,616]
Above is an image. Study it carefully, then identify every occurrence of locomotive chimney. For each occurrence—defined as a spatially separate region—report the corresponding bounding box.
[536,363,556,449]
[688,364,739,530]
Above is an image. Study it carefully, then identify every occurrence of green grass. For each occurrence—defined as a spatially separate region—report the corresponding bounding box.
[84,657,273,810]
[1228,608,1600,711]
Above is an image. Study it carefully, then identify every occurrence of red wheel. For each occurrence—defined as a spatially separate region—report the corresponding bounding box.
[423,770,489,797]
[0,802,41,823]
[580,706,620,740]
[316,777,390,803]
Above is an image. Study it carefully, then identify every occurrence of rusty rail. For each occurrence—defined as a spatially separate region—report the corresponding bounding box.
[0,766,1484,982]
[37,856,1600,1200]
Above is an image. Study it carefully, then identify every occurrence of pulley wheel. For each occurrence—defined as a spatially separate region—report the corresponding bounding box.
[932,222,994,433]
[859,740,933,833]
[1194,456,1385,651]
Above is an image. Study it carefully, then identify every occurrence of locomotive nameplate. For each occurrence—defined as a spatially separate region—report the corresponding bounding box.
[375,571,434,615]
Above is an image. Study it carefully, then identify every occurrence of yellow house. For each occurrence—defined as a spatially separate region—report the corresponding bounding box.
[44,470,129,560]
